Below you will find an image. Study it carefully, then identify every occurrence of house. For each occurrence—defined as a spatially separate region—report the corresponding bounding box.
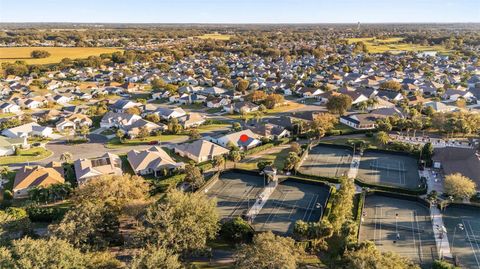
[2,122,53,138]
[443,89,475,102]
[424,101,457,113]
[52,95,71,105]
[178,94,207,105]
[111,99,142,113]
[376,90,403,101]
[179,113,206,128]
[13,162,65,199]
[211,129,262,150]
[339,111,391,130]
[154,107,187,120]
[297,87,324,98]
[0,102,21,114]
[56,114,92,132]
[207,97,231,108]
[174,139,229,163]
[342,91,369,105]
[249,123,290,140]
[73,153,123,184]
[223,101,259,114]
[127,146,184,177]
[201,86,227,96]
[433,148,480,188]
[0,136,27,156]
[100,112,142,129]
[122,119,165,138]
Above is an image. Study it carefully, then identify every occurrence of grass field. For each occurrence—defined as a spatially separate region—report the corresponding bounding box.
[237,146,290,170]
[195,33,232,40]
[0,47,123,65]
[0,147,52,165]
[346,37,451,54]
[106,135,188,149]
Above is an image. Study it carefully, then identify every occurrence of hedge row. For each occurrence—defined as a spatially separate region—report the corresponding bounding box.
[354,178,427,196]
[151,174,186,194]
[27,206,69,222]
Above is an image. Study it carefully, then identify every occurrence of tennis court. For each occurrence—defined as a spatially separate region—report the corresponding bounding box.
[252,180,330,235]
[357,151,421,189]
[298,145,352,178]
[205,171,264,220]
[444,205,480,269]
[359,195,437,267]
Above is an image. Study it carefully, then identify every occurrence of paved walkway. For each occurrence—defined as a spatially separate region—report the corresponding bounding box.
[246,181,278,220]
[347,155,361,179]
[423,168,452,259]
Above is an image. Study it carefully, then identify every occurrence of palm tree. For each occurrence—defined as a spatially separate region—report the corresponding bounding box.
[59,152,73,163]
[357,101,368,112]
[79,125,90,140]
[376,131,390,145]
[213,155,225,172]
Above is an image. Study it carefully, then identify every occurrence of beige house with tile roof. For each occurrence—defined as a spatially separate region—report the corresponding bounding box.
[73,153,123,184]
[13,162,65,198]
[127,146,184,177]
[174,139,229,163]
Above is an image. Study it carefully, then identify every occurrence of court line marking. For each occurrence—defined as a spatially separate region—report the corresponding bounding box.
[462,219,480,268]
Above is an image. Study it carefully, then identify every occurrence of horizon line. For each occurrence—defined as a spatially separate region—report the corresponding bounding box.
[2,21,480,25]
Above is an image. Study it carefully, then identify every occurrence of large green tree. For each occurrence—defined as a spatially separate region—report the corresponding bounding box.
[326,94,353,115]
[130,245,182,269]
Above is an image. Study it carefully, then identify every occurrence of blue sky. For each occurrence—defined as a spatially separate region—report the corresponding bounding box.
[1,0,479,23]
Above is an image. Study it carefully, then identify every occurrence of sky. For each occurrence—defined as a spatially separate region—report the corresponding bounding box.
[0,0,479,24]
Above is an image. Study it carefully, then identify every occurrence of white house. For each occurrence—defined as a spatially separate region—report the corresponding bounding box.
[0,102,21,114]
[211,129,262,150]
[2,122,53,138]
[100,112,142,129]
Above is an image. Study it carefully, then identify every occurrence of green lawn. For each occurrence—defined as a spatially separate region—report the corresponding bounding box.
[237,147,291,170]
[0,113,15,119]
[320,136,383,149]
[196,124,231,134]
[0,147,53,165]
[345,37,452,54]
[180,103,206,110]
[106,135,188,149]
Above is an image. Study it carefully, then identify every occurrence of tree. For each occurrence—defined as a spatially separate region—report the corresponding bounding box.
[59,152,73,163]
[151,78,167,90]
[234,231,304,269]
[284,152,301,172]
[125,106,141,115]
[79,125,90,139]
[216,64,230,76]
[257,160,273,172]
[115,129,125,142]
[265,93,285,109]
[212,155,225,172]
[444,173,476,200]
[138,126,150,140]
[229,150,242,166]
[232,122,242,132]
[290,142,301,155]
[145,113,160,123]
[329,177,355,233]
[376,119,393,132]
[250,90,267,103]
[220,217,254,243]
[326,94,353,115]
[311,113,338,138]
[236,79,250,93]
[131,245,182,269]
[138,189,219,254]
[343,241,419,269]
[188,129,201,140]
[184,164,204,190]
[168,118,182,134]
[375,131,390,145]
[380,80,402,91]
[30,50,51,58]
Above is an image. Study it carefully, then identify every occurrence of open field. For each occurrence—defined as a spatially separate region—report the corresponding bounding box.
[204,171,264,220]
[346,37,451,54]
[357,151,422,189]
[298,145,352,178]
[359,194,437,267]
[0,47,122,64]
[444,205,480,269]
[236,146,291,170]
[0,147,52,165]
[195,33,232,40]
[252,180,330,235]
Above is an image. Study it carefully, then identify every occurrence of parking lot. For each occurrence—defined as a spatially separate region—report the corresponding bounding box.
[359,194,437,267]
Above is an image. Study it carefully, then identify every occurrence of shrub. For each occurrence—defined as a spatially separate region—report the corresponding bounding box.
[220,217,254,243]
[3,190,13,200]
[30,50,51,58]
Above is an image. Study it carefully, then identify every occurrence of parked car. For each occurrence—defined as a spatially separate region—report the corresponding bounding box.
[148,140,159,145]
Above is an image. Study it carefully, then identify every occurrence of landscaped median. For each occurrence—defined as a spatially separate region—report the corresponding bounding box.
[0,147,53,165]
[105,135,188,149]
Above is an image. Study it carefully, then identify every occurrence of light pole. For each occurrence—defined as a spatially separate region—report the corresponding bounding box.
[451,223,464,259]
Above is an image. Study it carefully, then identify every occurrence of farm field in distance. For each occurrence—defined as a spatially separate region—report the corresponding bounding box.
[195,33,232,40]
[0,47,123,64]
[346,37,451,54]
